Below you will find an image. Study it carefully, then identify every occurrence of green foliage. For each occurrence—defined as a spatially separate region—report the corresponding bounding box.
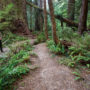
[2,31,27,46]
[37,32,46,42]
[77,34,90,50]
[68,33,90,67]
[59,27,80,41]
[34,32,46,44]
[58,57,71,65]
[0,3,16,31]
[54,0,68,16]
[86,64,90,69]
[47,27,90,69]
[72,71,83,81]
[47,40,65,54]
[0,40,32,89]
[69,46,90,66]
[57,28,90,68]
[68,62,76,68]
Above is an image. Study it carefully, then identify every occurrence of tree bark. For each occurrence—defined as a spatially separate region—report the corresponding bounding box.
[78,0,88,35]
[67,0,75,21]
[39,0,44,31]
[29,0,32,30]
[0,0,30,34]
[48,0,59,44]
[34,0,41,31]
[44,0,48,39]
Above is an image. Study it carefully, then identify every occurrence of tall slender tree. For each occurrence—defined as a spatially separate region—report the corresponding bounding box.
[39,0,44,31]
[22,0,28,25]
[29,0,33,30]
[44,0,48,39]
[34,0,40,31]
[67,0,75,21]
[48,0,59,44]
[78,0,88,35]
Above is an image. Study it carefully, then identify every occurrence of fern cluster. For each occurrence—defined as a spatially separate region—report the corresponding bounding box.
[68,46,90,68]
[47,40,65,54]
[34,32,46,44]
[47,29,90,68]
[59,27,80,41]
[2,31,27,47]
[0,40,32,89]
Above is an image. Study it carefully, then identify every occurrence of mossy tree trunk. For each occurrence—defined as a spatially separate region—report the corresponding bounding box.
[0,0,30,34]
[48,0,59,44]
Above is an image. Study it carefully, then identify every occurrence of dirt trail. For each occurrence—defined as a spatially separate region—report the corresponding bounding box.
[16,43,86,90]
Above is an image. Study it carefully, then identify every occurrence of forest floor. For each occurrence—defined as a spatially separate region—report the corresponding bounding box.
[0,36,90,90]
[13,37,89,90]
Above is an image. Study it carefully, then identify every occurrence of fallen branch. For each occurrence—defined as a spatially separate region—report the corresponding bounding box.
[26,1,43,11]
[55,15,78,27]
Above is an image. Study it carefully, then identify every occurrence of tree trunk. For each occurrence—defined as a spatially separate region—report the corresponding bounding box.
[34,0,40,31]
[23,0,28,24]
[67,0,75,21]
[48,0,59,44]
[40,0,43,8]
[78,0,88,35]
[44,0,48,39]
[30,0,32,30]
[39,0,44,31]
[0,0,30,35]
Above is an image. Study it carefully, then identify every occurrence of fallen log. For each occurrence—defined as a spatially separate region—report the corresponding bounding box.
[26,1,43,11]
[55,15,78,27]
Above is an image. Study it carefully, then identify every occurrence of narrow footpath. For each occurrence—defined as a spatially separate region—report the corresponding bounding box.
[15,43,86,90]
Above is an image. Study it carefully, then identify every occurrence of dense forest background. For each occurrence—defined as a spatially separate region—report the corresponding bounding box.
[0,0,90,90]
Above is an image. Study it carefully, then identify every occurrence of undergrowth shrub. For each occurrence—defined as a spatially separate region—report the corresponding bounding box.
[59,27,80,41]
[2,31,27,46]
[68,46,90,67]
[34,32,46,44]
[47,28,90,69]
[0,40,32,89]
[68,33,90,68]
[59,33,90,68]
[47,40,65,54]
[0,3,16,31]
[75,34,90,50]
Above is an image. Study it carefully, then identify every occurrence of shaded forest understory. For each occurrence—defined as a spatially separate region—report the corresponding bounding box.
[0,0,90,90]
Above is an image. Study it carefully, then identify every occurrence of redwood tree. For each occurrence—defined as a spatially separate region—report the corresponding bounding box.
[48,0,59,44]
[44,0,48,39]
[78,0,88,35]
[0,0,30,34]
